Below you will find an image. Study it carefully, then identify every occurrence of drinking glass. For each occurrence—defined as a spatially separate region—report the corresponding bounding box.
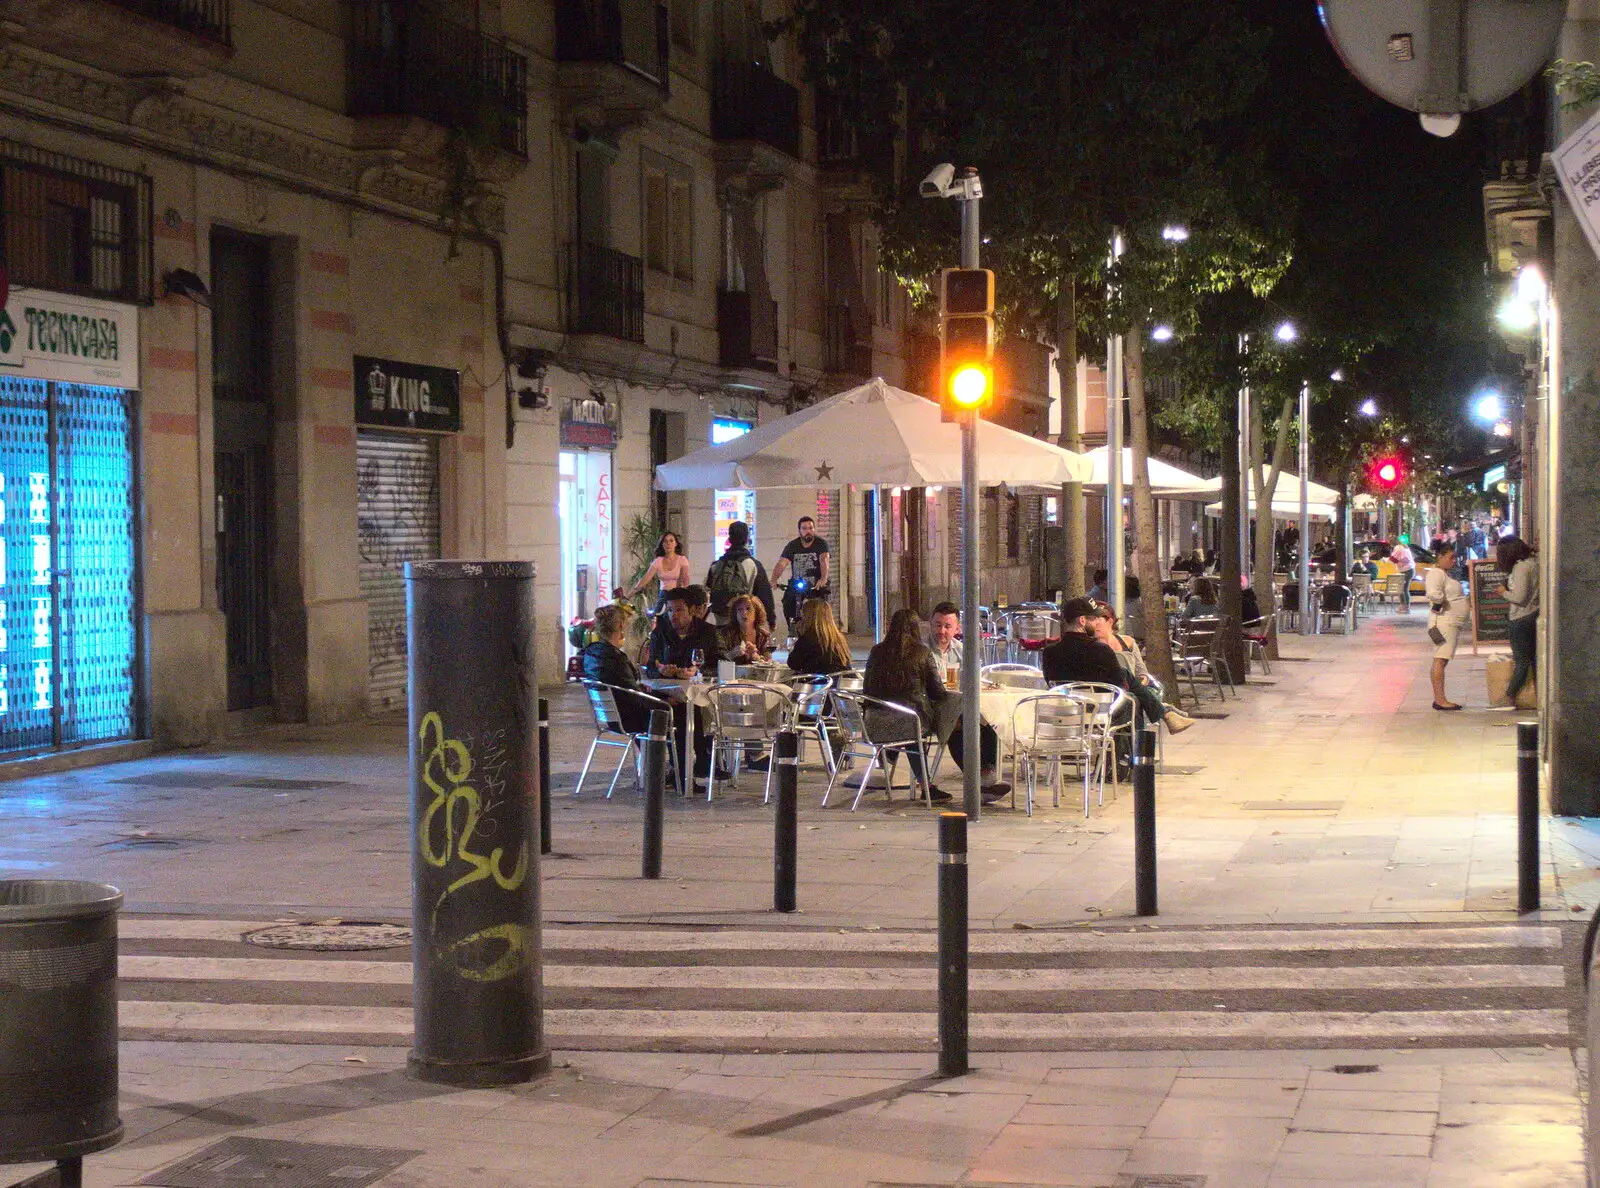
[689,648,705,682]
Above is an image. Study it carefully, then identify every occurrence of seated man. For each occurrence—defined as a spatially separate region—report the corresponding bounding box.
[1041,598,1127,688]
[644,585,722,786]
[926,601,1008,802]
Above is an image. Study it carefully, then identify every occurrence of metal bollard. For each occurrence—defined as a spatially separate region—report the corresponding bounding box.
[538,697,552,856]
[937,811,969,1078]
[642,707,669,880]
[1518,720,1540,914]
[774,730,799,912]
[406,560,547,1087]
[1132,711,1158,917]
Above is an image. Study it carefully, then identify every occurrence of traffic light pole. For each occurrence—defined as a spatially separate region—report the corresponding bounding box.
[960,194,982,823]
[1298,379,1314,636]
[1107,231,1126,623]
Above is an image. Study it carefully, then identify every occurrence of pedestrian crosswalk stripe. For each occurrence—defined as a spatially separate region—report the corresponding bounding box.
[117,955,1563,993]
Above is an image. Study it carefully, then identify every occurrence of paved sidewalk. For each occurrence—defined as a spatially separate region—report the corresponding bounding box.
[14,1042,1587,1187]
[0,610,1587,929]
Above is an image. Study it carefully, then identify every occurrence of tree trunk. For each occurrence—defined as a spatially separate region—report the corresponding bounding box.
[1055,284,1085,599]
[1123,326,1177,694]
[1250,393,1294,658]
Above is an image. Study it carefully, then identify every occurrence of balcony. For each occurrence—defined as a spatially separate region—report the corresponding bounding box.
[713,61,800,160]
[823,303,871,378]
[718,290,778,372]
[2,0,232,76]
[555,0,670,129]
[349,1,529,166]
[570,242,645,343]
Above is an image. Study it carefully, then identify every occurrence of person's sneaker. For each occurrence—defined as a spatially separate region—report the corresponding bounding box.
[924,786,953,803]
[981,783,1012,803]
[744,756,771,772]
[1164,709,1196,734]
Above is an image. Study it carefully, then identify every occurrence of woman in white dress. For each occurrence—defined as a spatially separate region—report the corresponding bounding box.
[1424,544,1470,711]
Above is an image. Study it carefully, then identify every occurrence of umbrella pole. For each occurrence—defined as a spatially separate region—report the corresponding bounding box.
[873,485,885,642]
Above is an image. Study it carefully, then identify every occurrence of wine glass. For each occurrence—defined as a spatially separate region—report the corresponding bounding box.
[689,648,705,682]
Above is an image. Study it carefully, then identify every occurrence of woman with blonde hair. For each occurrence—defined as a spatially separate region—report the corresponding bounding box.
[719,593,772,663]
[786,598,853,674]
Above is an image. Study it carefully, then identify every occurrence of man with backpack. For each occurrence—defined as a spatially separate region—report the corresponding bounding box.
[705,521,775,626]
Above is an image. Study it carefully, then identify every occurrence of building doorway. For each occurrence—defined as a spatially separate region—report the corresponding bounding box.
[559,448,614,655]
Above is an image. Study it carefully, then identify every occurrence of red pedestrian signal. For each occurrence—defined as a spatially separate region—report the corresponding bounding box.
[1368,454,1406,492]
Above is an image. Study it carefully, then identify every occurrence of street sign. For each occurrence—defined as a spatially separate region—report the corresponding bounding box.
[1554,106,1600,265]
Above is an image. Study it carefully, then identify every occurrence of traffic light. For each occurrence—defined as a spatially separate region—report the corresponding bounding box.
[1368,453,1407,492]
[939,268,994,421]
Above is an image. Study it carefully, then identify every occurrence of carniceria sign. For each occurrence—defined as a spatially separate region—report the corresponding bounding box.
[0,287,139,388]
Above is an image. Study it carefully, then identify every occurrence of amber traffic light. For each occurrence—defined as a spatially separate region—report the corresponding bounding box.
[939,268,995,421]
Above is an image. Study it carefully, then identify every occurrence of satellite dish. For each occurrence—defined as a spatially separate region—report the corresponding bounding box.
[1319,0,1565,136]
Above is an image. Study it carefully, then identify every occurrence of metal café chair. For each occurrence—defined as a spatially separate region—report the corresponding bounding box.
[1350,572,1374,613]
[704,681,789,802]
[786,673,837,774]
[1278,583,1302,632]
[1171,617,1228,706]
[1010,693,1097,816]
[1240,615,1271,675]
[577,680,684,798]
[823,690,937,810]
[981,663,1049,690]
[1381,572,1407,609]
[1316,584,1353,634]
[1050,680,1131,801]
[1007,611,1060,666]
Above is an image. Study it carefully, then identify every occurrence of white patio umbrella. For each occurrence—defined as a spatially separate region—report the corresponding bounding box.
[652,377,1092,491]
[1077,446,1210,493]
[1166,471,1341,506]
[1205,499,1336,523]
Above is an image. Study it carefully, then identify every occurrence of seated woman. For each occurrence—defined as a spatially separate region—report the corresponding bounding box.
[580,603,651,733]
[785,597,853,675]
[863,609,1007,804]
[719,593,774,664]
[1087,602,1194,734]
[1182,577,1220,620]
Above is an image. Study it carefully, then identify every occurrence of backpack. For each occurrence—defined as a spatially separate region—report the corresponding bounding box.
[707,552,756,616]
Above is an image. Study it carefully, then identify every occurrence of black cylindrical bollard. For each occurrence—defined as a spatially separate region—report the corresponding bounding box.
[406,560,547,1087]
[938,812,969,1078]
[642,707,670,880]
[538,697,552,856]
[1132,712,1158,917]
[1518,720,1540,914]
[774,730,799,912]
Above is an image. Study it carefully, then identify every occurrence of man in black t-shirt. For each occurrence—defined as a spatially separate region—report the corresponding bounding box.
[772,515,832,629]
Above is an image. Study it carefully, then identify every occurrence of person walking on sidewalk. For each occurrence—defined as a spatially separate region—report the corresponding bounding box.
[1496,535,1539,708]
[1424,544,1470,711]
[1389,540,1416,613]
[705,520,775,626]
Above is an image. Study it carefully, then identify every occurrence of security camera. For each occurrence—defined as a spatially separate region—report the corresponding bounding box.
[919,163,956,198]
[517,386,550,410]
[162,268,211,308]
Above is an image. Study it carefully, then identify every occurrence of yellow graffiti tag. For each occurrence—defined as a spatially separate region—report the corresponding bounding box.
[443,922,535,983]
[417,711,529,919]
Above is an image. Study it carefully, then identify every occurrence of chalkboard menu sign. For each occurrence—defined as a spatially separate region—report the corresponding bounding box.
[1469,559,1511,646]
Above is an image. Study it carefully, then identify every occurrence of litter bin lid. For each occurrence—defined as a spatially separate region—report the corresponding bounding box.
[0,879,123,922]
[406,559,536,581]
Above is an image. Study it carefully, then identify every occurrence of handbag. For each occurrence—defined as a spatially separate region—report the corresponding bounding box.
[1427,625,1446,646]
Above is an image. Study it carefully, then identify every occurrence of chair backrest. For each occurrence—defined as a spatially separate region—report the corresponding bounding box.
[1350,573,1373,593]
[787,674,833,721]
[1174,618,1217,660]
[830,669,864,693]
[982,663,1048,690]
[1016,693,1089,753]
[842,690,923,745]
[708,681,785,738]
[1051,681,1127,726]
[582,680,625,734]
[1319,584,1351,614]
[1281,582,1300,612]
[1384,573,1406,596]
[1009,613,1061,645]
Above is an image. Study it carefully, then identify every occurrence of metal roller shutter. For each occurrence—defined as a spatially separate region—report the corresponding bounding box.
[813,486,840,615]
[357,430,440,716]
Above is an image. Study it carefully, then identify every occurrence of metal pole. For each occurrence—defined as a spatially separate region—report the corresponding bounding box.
[774,729,798,913]
[642,707,668,879]
[1107,230,1126,622]
[405,559,547,1087]
[1132,711,1157,916]
[1518,720,1540,913]
[538,697,551,856]
[1238,368,1252,584]
[960,194,982,821]
[937,811,969,1077]
[872,485,885,642]
[1298,379,1313,636]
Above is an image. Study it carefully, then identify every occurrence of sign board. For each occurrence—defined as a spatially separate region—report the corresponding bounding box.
[1555,106,1600,265]
[0,287,139,388]
[354,356,461,433]
[559,392,619,449]
[1469,558,1511,651]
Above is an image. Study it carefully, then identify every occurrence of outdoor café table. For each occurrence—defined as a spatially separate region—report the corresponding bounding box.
[639,677,794,788]
[977,682,1047,758]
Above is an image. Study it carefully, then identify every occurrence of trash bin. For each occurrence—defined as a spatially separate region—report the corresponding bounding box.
[0,880,123,1167]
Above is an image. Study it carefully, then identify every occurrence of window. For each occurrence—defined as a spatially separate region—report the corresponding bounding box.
[877,265,896,326]
[1,140,150,303]
[670,0,697,53]
[642,156,693,281]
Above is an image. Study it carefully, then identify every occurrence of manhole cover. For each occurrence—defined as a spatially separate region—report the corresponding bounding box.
[140,1137,420,1187]
[244,922,411,951]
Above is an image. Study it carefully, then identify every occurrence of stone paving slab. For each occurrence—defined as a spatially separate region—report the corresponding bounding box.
[8,1043,1584,1187]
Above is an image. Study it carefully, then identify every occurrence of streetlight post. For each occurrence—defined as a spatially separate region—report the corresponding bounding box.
[1107,230,1126,622]
[1298,379,1313,636]
[1237,335,1251,585]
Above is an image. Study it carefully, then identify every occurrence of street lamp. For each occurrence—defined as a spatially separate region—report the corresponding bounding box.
[1472,390,1504,425]
[1358,398,1379,418]
[1161,225,1190,242]
[1151,324,1174,342]
[1274,320,1298,343]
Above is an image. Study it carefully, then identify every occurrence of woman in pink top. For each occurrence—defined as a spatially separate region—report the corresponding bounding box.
[625,532,692,612]
[1388,541,1415,613]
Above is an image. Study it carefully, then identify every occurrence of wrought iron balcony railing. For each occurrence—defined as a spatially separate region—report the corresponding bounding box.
[106,0,231,45]
[556,0,669,91]
[570,242,645,342]
[349,1,529,158]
